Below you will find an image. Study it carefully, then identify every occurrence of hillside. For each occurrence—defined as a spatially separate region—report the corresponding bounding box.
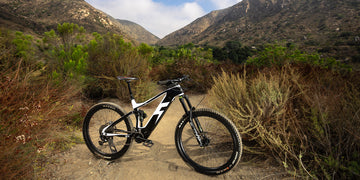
[0,0,158,44]
[117,19,159,45]
[158,0,360,60]
[156,9,231,46]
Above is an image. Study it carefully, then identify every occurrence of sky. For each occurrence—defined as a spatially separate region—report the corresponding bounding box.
[84,0,242,38]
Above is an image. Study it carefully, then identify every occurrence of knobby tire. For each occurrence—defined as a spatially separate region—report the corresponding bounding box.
[82,102,133,160]
[175,109,242,175]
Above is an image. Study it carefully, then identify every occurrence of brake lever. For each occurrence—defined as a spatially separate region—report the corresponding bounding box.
[182,75,190,81]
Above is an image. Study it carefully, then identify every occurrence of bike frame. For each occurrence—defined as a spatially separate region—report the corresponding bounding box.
[101,83,196,139]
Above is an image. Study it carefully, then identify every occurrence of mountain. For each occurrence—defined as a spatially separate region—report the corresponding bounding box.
[158,0,360,58]
[117,19,159,45]
[0,0,158,44]
[157,9,231,46]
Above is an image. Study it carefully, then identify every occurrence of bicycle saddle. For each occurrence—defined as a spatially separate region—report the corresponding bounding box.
[117,76,138,81]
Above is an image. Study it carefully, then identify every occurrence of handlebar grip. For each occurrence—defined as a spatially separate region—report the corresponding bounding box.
[157,75,190,86]
[181,75,190,81]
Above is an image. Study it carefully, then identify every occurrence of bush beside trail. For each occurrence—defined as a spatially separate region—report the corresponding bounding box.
[0,28,85,179]
[209,59,360,178]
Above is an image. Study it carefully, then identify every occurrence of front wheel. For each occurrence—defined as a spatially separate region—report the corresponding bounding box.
[175,109,242,175]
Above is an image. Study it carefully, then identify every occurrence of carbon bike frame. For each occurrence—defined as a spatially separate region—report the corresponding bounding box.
[101,84,191,139]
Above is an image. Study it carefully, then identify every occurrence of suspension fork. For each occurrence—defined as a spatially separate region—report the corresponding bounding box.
[179,95,205,147]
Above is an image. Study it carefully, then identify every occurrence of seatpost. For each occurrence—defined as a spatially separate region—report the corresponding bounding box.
[126,81,135,100]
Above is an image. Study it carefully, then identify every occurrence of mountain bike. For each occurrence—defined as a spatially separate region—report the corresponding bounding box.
[82,75,242,175]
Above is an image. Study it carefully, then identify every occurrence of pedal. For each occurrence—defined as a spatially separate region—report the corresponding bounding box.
[143,139,154,147]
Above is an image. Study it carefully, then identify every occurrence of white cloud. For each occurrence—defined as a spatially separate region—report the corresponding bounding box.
[85,0,242,38]
[85,0,206,38]
[210,0,242,9]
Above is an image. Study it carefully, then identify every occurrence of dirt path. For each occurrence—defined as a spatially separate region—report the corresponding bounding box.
[42,94,289,180]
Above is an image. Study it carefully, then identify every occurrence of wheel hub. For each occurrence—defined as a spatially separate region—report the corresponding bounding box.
[202,136,210,147]
[98,122,114,143]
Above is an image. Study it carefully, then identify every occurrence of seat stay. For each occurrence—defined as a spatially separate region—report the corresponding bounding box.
[101,111,134,136]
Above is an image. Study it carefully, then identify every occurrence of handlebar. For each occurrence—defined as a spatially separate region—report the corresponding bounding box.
[157,75,189,86]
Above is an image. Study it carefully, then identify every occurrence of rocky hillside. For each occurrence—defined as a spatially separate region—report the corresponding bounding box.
[158,0,360,59]
[156,9,231,46]
[0,0,158,44]
[117,19,159,45]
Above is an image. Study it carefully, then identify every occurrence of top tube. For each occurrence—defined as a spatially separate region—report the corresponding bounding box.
[131,84,184,109]
[117,75,189,109]
[157,75,189,86]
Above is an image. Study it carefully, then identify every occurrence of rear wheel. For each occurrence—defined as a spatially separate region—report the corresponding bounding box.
[175,109,242,175]
[83,102,133,160]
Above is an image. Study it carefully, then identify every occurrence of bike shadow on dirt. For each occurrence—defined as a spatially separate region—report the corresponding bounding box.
[96,139,289,180]
[105,140,193,172]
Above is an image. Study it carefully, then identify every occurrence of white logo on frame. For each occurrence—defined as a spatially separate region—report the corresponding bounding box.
[154,102,169,123]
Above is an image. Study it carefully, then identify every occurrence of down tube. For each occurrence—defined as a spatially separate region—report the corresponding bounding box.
[142,86,183,138]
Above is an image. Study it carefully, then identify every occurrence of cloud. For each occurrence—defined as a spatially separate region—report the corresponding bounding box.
[85,0,242,38]
[209,0,242,9]
[85,0,206,38]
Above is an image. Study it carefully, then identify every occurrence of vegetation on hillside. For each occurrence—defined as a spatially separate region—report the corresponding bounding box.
[158,0,360,63]
[1,23,359,179]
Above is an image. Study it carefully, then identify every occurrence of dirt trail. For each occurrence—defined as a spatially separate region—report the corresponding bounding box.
[42,94,288,180]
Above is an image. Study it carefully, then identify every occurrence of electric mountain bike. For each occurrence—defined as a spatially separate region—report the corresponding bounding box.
[82,75,242,175]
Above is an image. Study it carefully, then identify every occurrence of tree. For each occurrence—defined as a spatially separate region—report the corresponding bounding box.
[57,23,85,51]
[42,23,88,81]
[138,43,154,57]
[211,41,252,64]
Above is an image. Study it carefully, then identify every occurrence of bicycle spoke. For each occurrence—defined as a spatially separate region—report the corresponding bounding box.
[175,109,242,175]
[83,102,133,160]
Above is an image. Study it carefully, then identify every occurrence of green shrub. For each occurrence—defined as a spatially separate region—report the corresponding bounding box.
[86,33,154,101]
[207,41,253,63]
[150,44,218,92]
[12,31,34,60]
[150,56,216,93]
[138,43,154,58]
[0,29,15,71]
[246,43,352,71]
[41,23,88,83]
